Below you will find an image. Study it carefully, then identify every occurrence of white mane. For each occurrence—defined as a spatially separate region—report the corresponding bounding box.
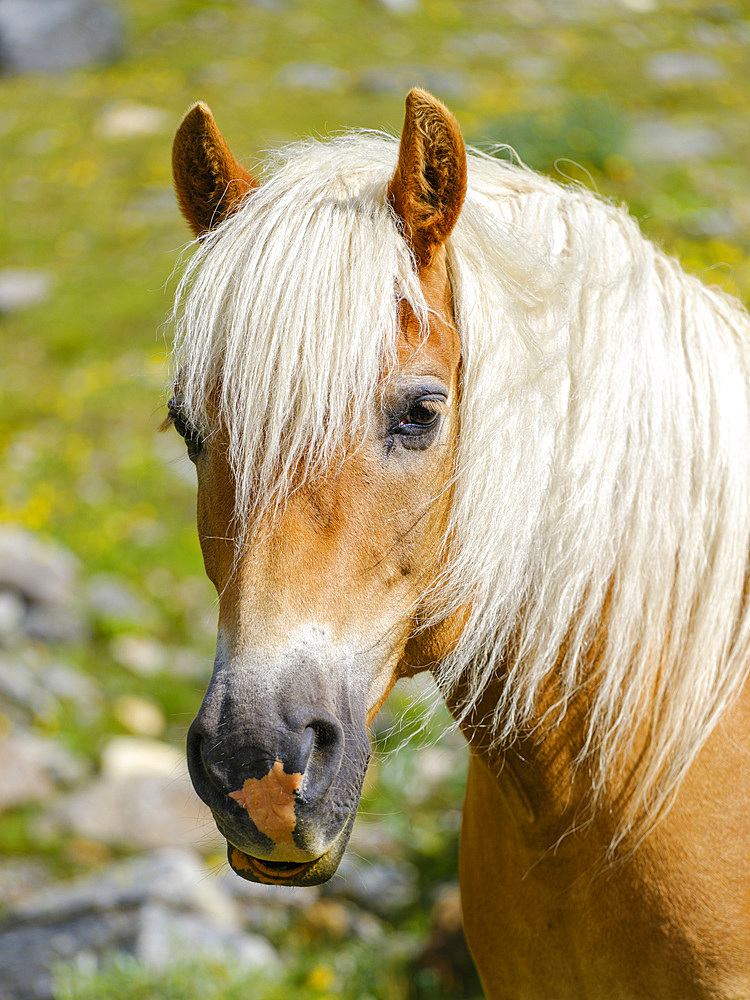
[171,133,750,846]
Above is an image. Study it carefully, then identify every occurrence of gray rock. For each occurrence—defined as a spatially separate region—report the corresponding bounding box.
[446,32,511,58]
[0,269,51,312]
[0,906,135,999]
[0,857,52,908]
[36,661,100,715]
[0,729,85,812]
[0,590,25,638]
[358,66,470,100]
[0,528,77,610]
[0,849,278,999]
[276,62,348,92]
[510,54,560,82]
[628,118,724,163]
[44,738,222,850]
[377,0,419,11]
[0,0,122,75]
[325,855,418,918]
[85,574,157,629]
[0,652,56,717]
[13,848,235,924]
[24,603,86,644]
[214,864,320,936]
[0,527,84,642]
[109,633,166,675]
[136,902,277,972]
[346,818,402,859]
[0,650,100,720]
[682,207,739,239]
[645,50,725,85]
[0,731,54,812]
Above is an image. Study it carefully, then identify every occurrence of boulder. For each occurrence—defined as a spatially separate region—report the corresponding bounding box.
[0,649,101,722]
[0,0,122,75]
[42,737,222,851]
[0,269,52,313]
[85,574,157,631]
[0,727,86,812]
[325,854,418,918]
[0,848,278,999]
[0,527,84,643]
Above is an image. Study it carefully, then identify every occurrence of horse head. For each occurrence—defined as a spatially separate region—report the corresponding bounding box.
[169,91,467,885]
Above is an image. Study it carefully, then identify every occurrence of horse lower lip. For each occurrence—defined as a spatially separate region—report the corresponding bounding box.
[229,847,315,880]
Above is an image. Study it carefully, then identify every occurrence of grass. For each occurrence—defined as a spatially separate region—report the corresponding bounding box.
[53,947,410,1000]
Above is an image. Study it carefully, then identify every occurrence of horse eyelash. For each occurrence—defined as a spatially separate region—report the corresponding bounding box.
[162,399,204,451]
[158,410,175,433]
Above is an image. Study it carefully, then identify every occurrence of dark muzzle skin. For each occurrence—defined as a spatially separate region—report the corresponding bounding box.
[186,654,371,886]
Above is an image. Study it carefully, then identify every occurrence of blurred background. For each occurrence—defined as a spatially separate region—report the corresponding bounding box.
[0,1,749,998]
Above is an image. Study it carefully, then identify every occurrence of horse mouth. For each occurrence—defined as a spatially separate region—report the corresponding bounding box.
[220,796,358,886]
[225,812,355,886]
[228,846,317,883]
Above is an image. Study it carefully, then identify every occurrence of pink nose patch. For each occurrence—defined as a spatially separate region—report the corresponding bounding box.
[228,759,303,845]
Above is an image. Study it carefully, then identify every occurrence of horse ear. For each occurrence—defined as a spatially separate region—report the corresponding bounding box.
[172,103,257,237]
[387,88,467,268]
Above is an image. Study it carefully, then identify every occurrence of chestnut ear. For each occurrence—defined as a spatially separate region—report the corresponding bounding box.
[172,103,257,237]
[387,89,467,268]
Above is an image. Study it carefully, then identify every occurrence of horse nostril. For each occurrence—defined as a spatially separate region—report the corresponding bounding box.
[310,719,340,752]
[294,716,345,804]
[295,722,339,775]
[186,723,205,778]
[186,720,224,798]
[299,725,315,772]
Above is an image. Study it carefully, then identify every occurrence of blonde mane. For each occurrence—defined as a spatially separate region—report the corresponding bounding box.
[171,133,750,846]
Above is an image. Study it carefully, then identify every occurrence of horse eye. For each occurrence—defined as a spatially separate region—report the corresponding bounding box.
[390,396,443,449]
[400,401,440,430]
[168,400,203,462]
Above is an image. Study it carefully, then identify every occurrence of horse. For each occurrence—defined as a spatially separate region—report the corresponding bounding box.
[166,89,750,999]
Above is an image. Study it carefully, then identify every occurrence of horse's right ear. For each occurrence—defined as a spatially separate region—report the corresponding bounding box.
[172,103,257,237]
[387,89,467,269]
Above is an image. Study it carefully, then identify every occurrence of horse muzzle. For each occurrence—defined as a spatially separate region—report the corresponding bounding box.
[224,809,357,886]
[186,669,371,885]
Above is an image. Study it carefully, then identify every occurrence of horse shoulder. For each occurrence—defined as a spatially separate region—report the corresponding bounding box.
[459,681,750,1000]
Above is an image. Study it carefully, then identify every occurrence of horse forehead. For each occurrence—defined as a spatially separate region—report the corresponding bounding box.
[398,255,460,376]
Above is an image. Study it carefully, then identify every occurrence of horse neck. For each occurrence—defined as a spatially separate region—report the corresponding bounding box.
[445,603,647,845]
[449,672,595,835]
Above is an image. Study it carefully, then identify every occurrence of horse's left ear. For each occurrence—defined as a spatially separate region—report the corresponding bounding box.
[388,89,467,269]
[172,102,257,237]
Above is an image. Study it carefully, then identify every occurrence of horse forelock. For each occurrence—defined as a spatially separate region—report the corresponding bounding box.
[170,132,750,847]
[171,133,430,529]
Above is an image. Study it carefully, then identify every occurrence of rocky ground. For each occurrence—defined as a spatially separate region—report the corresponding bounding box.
[0,526,474,1000]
